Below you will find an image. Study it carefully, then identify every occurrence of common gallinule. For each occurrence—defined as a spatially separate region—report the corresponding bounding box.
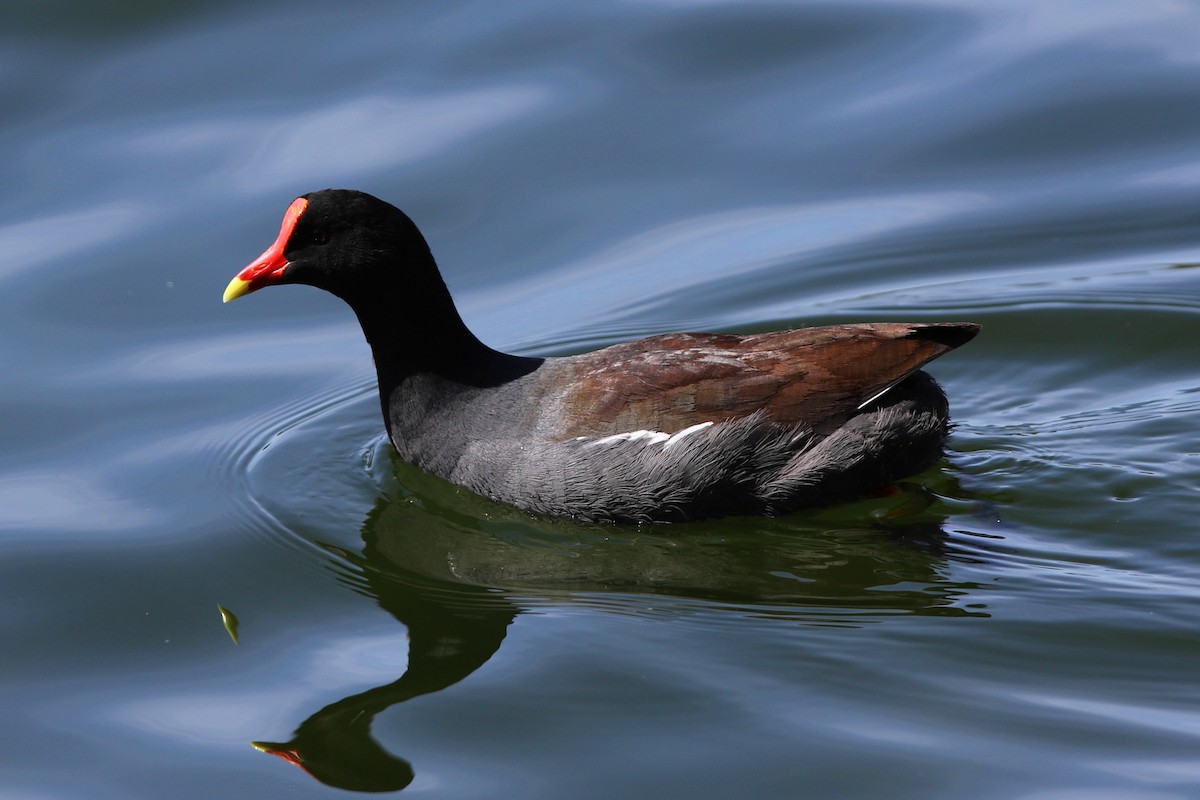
[224,189,979,522]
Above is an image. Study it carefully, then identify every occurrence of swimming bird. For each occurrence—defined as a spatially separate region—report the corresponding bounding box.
[224,189,979,522]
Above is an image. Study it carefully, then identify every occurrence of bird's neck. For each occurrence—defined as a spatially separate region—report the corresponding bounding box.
[344,268,540,404]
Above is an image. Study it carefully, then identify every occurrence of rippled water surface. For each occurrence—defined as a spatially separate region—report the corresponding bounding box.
[2,2,1198,798]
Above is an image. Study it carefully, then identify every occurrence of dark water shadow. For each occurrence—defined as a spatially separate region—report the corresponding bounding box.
[254,462,987,792]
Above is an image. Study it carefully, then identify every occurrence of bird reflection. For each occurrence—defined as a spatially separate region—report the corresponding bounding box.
[254,463,984,792]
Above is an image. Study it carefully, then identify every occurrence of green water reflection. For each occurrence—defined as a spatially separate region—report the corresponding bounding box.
[256,463,986,792]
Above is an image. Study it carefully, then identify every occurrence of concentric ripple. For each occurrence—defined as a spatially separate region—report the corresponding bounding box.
[213,374,386,573]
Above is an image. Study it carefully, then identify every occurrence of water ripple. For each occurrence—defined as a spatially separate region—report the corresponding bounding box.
[213,375,381,574]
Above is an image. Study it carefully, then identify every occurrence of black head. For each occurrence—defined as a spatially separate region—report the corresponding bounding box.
[225,190,517,380]
[223,189,439,308]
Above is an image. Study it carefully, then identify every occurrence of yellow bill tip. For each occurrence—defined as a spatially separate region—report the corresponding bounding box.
[222,276,253,303]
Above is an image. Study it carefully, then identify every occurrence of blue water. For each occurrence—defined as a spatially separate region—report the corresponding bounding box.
[2,2,1199,798]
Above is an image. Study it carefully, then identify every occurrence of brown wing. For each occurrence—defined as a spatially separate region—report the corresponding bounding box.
[543,322,979,439]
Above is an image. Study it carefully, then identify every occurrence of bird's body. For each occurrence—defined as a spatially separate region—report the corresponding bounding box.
[225,189,979,522]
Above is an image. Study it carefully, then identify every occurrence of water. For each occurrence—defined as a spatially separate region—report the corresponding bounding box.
[2,1,1198,797]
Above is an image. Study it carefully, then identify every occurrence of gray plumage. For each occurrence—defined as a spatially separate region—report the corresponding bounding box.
[450,372,948,523]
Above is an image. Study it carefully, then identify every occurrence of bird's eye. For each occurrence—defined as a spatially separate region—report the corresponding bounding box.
[314,231,330,245]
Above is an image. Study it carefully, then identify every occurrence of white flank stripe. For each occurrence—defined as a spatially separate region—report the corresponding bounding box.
[857,380,902,410]
[582,421,715,449]
[588,429,671,447]
[662,421,714,450]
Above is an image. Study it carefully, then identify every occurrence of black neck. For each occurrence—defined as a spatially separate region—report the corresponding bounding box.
[343,266,541,395]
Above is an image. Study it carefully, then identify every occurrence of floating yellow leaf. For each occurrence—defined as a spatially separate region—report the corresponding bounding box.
[218,604,240,645]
